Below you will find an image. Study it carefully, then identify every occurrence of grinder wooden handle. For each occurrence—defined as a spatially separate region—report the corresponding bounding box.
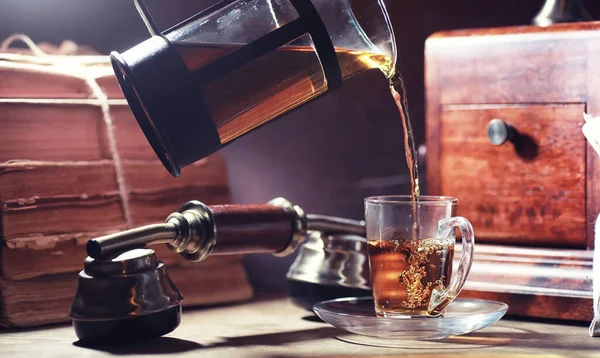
[87,197,365,262]
[87,197,308,262]
[209,204,295,255]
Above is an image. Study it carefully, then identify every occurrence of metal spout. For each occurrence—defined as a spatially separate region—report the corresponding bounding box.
[87,223,178,259]
[88,200,215,262]
[533,0,593,27]
[307,214,365,237]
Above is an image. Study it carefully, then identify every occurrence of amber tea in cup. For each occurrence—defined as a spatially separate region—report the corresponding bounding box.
[365,196,474,318]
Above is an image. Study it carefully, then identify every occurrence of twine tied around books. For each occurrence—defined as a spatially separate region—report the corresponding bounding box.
[0,34,133,228]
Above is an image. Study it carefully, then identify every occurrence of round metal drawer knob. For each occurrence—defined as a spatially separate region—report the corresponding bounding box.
[487,119,517,146]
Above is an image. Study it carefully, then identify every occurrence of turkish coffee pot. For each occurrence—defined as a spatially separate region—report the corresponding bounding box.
[70,0,395,343]
[70,197,371,342]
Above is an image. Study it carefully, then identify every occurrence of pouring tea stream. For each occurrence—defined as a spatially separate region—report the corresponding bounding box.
[69,0,433,343]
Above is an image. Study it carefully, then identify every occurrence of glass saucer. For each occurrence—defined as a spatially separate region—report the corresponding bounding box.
[313,296,508,347]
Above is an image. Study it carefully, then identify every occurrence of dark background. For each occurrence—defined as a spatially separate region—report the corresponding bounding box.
[2,0,600,291]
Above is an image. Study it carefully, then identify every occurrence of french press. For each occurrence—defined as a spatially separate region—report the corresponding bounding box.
[70,0,396,343]
[110,0,396,176]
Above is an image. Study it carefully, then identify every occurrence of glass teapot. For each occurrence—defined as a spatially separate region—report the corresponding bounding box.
[111,0,396,176]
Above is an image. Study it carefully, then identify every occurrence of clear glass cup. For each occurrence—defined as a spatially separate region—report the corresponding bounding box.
[364,196,475,318]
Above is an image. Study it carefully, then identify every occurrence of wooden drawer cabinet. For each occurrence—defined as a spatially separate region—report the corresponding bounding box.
[425,23,600,321]
[441,104,587,247]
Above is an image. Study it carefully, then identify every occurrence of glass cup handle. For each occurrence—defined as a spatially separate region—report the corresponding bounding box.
[428,216,475,315]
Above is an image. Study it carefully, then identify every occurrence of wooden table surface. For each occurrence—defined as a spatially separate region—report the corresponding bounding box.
[1,296,598,358]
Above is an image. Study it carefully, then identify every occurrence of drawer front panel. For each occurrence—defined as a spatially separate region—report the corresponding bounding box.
[440,104,586,247]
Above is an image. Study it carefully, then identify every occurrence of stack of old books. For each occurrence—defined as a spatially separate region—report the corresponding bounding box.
[0,36,253,328]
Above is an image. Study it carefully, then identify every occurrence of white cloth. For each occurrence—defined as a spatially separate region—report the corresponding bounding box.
[591,214,600,337]
[586,113,600,337]
[583,114,600,157]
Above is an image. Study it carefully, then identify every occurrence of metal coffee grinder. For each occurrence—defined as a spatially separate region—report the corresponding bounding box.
[69,0,396,343]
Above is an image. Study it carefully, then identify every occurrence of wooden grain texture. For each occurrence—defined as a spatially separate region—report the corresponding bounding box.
[426,25,600,248]
[440,104,587,247]
[426,27,593,105]
[455,243,594,322]
[210,205,294,255]
[424,38,442,195]
[425,22,600,320]
[459,290,593,322]
[430,20,600,39]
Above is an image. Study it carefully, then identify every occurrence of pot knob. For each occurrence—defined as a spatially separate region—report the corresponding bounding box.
[487,119,517,146]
